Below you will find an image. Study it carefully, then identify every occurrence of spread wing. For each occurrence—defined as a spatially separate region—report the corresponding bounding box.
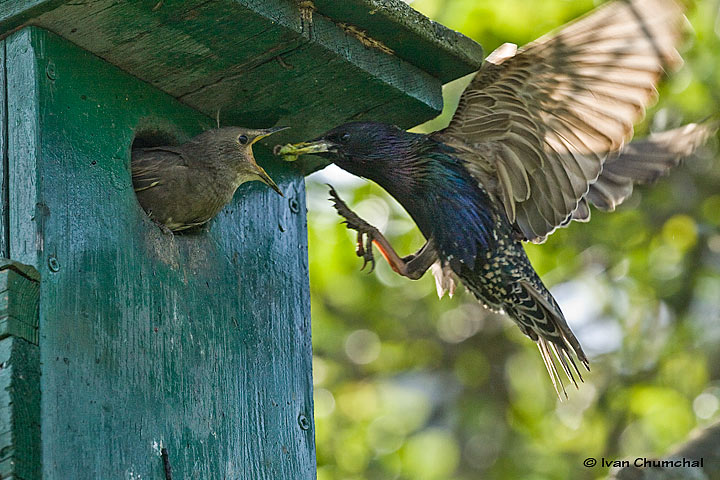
[585,121,718,212]
[439,0,685,242]
[131,147,189,192]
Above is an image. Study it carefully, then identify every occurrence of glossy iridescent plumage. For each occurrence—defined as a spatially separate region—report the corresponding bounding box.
[323,124,590,392]
[276,0,717,395]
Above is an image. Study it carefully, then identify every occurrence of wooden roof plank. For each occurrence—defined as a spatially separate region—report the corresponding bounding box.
[310,0,483,82]
[1,0,484,147]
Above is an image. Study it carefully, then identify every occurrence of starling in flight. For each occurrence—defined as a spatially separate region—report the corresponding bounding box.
[276,0,717,395]
[133,126,285,232]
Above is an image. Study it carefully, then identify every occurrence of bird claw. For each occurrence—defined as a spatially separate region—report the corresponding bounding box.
[328,185,378,273]
[357,228,376,273]
[153,219,175,236]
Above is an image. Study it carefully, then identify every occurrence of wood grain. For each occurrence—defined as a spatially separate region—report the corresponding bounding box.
[311,0,483,82]
[0,40,6,258]
[0,260,41,480]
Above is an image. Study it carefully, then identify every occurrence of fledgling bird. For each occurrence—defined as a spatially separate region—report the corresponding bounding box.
[277,0,718,396]
[132,126,285,232]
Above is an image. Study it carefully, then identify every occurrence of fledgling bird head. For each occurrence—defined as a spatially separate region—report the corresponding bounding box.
[188,126,287,195]
[275,122,427,181]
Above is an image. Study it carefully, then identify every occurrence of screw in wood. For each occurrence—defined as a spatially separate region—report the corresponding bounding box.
[48,255,60,272]
[46,61,56,81]
[289,198,300,214]
[297,414,311,431]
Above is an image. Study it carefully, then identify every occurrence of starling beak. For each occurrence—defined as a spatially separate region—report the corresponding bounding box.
[275,0,715,397]
[132,126,286,232]
[274,139,335,161]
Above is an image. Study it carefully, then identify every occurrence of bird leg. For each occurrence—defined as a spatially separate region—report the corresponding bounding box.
[151,218,175,236]
[327,185,436,280]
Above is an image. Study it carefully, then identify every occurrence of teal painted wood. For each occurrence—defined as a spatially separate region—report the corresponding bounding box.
[0,0,482,82]
[0,337,42,480]
[0,260,41,480]
[0,260,41,344]
[310,0,483,82]
[0,0,62,33]
[25,0,444,143]
[0,39,7,257]
[0,0,485,161]
[6,26,315,479]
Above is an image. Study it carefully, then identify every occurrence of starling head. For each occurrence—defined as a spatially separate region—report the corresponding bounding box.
[189,126,286,195]
[275,122,423,179]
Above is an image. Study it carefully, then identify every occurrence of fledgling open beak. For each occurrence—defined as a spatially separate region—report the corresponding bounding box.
[255,165,283,197]
[273,139,336,162]
[249,126,288,196]
[251,126,291,145]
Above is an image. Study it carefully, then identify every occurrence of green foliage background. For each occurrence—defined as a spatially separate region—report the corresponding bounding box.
[306,1,720,478]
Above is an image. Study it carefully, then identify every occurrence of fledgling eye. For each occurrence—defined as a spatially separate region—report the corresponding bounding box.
[238,135,249,145]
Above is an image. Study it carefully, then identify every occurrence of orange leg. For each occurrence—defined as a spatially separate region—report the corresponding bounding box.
[328,185,436,280]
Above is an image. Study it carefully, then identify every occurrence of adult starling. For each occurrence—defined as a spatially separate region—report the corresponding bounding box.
[277,0,717,395]
[132,126,285,232]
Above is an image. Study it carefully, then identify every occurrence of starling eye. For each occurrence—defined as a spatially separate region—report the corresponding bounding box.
[340,133,351,142]
[238,135,249,145]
